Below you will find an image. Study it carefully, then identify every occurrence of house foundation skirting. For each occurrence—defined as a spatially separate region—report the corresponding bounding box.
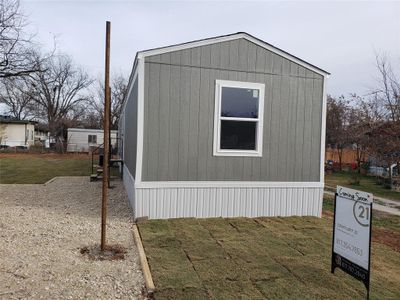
[123,165,323,220]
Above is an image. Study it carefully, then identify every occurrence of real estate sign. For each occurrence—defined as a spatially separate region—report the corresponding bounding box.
[331,186,373,295]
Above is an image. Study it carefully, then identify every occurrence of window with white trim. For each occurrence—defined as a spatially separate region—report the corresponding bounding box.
[213,80,264,157]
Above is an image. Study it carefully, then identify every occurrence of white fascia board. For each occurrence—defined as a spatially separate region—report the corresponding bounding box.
[137,33,329,77]
[67,128,117,134]
[135,181,324,189]
[319,75,328,185]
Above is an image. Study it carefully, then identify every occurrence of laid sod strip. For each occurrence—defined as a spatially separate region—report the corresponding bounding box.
[132,224,155,296]
[138,216,400,300]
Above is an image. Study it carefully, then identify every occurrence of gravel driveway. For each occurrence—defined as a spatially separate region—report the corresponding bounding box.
[0,177,145,299]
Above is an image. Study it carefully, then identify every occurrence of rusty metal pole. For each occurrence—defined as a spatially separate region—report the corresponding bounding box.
[101,21,111,251]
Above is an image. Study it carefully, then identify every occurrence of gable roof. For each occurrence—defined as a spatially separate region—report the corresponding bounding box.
[136,32,330,76]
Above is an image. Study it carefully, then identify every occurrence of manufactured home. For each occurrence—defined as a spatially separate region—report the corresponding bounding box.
[0,115,36,148]
[119,32,329,220]
[67,128,118,152]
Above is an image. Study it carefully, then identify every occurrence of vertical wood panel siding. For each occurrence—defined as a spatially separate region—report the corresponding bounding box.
[143,38,323,182]
[134,186,323,219]
[123,78,138,177]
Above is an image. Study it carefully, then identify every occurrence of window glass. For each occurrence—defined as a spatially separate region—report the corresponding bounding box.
[221,87,259,118]
[214,80,264,156]
[88,135,97,144]
[220,120,256,150]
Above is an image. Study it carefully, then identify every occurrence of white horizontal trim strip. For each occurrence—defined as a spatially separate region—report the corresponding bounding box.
[220,117,259,122]
[68,128,118,133]
[136,181,324,189]
[213,150,261,157]
[216,79,266,89]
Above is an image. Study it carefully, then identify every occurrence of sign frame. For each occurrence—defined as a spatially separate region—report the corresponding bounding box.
[331,186,373,299]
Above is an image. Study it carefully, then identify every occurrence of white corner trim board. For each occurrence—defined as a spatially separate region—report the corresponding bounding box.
[135,57,145,183]
[319,75,328,186]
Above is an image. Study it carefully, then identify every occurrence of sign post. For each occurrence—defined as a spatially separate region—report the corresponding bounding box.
[331,186,373,299]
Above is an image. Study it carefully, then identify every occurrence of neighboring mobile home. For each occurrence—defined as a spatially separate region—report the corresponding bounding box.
[119,32,329,220]
[0,115,36,148]
[67,128,118,152]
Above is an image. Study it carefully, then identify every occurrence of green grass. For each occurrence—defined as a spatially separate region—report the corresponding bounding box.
[0,154,92,184]
[325,171,400,201]
[138,215,400,299]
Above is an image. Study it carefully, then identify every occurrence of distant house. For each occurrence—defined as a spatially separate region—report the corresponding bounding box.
[0,115,36,148]
[67,128,118,152]
[119,32,329,220]
[34,125,49,143]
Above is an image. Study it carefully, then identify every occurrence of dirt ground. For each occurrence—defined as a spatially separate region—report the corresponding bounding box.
[372,228,400,252]
[0,177,145,299]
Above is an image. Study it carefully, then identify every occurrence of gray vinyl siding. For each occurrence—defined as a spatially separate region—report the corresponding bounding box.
[142,38,324,182]
[124,78,138,178]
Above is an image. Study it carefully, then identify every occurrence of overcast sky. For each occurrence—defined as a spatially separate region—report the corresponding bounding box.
[20,0,400,97]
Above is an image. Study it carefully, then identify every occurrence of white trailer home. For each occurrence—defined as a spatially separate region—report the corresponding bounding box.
[119,32,329,220]
[67,128,118,152]
[0,116,36,148]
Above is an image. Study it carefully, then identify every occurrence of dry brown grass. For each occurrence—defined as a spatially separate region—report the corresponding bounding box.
[138,214,400,299]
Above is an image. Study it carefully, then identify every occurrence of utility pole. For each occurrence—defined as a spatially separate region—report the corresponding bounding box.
[101,21,111,251]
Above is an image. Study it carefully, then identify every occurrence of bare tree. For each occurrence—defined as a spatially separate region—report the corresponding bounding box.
[0,76,35,119]
[347,95,380,168]
[349,94,400,184]
[360,53,400,183]
[27,52,93,137]
[0,0,42,78]
[79,110,101,129]
[366,121,400,182]
[372,53,400,122]
[326,95,351,170]
[90,73,127,129]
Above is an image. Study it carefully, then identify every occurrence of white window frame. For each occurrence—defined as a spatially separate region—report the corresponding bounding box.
[213,79,265,157]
